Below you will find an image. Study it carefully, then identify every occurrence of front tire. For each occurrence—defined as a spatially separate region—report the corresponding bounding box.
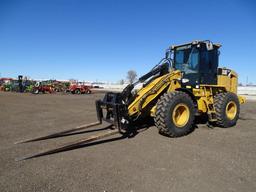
[214,92,240,127]
[154,91,195,137]
[33,89,39,94]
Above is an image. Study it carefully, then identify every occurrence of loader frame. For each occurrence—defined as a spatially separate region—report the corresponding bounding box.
[96,95,128,134]
[15,40,246,161]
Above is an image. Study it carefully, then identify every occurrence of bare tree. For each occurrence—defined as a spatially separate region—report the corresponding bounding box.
[127,70,137,84]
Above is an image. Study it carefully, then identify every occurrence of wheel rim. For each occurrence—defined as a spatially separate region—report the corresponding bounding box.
[172,103,190,128]
[226,101,237,120]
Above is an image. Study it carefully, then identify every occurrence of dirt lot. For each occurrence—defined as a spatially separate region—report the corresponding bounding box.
[0,92,255,192]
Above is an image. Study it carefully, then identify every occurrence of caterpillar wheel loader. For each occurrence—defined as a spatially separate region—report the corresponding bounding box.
[16,40,245,161]
[96,40,245,137]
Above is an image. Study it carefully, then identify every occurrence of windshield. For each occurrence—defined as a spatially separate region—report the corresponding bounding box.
[174,47,199,74]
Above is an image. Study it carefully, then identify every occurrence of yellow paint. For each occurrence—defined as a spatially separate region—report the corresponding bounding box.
[193,86,219,115]
[225,101,237,120]
[238,95,246,104]
[128,70,182,117]
[172,103,190,127]
[127,67,245,122]
[217,70,238,93]
[150,106,156,117]
[196,97,208,113]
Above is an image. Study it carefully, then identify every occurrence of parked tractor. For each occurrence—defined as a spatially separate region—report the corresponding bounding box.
[33,82,53,94]
[68,84,92,94]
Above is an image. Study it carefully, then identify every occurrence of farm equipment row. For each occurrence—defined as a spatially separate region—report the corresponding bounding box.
[0,78,92,95]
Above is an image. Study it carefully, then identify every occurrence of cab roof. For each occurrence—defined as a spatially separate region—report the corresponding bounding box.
[170,40,221,50]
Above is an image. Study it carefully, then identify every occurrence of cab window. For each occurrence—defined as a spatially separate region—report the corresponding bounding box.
[174,47,199,74]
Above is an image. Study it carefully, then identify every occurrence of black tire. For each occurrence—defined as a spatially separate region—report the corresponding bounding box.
[75,89,81,94]
[214,92,240,127]
[86,90,91,94]
[33,89,39,94]
[154,91,195,137]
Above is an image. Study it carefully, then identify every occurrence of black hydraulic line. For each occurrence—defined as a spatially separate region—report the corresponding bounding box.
[139,61,169,82]
[15,129,120,161]
[14,121,102,144]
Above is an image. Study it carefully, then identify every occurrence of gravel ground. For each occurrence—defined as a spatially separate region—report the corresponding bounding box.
[0,92,255,192]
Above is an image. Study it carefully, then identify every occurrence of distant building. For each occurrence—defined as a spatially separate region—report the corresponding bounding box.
[0,78,13,84]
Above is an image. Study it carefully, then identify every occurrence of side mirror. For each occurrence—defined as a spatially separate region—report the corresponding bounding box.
[206,42,214,51]
[165,49,172,59]
[165,51,169,59]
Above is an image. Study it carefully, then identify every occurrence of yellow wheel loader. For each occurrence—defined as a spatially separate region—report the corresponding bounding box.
[96,40,245,137]
[16,40,246,161]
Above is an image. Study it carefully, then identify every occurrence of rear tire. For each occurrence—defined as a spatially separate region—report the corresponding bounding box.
[154,91,195,137]
[86,90,91,94]
[75,89,81,94]
[214,92,240,127]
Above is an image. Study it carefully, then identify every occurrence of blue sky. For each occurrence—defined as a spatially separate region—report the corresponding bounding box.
[0,0,255,84]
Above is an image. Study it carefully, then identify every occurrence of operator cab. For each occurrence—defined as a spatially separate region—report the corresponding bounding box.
[170,40,221,87]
